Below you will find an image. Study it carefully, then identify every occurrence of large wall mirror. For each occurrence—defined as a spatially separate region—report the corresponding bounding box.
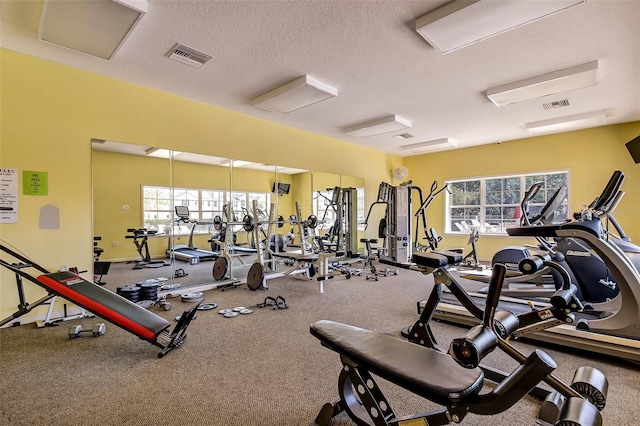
[91,140,364,291]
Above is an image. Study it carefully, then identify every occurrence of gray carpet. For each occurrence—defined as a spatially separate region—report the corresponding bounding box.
[1,259,638,425]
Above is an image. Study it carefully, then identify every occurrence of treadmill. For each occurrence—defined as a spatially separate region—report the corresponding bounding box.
[168,206,218,264]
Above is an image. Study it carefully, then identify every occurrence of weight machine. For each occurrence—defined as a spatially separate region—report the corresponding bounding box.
[315,186,360,257]
[363,181,412,264]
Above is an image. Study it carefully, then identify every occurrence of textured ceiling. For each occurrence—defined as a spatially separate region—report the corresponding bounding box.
[2,0,639,156]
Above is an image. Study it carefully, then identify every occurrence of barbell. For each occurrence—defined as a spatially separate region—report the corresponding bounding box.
[212,214,318,232]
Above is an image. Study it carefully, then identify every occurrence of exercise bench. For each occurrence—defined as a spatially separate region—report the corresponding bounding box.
[309,263,606,426]
[1,243,198,358]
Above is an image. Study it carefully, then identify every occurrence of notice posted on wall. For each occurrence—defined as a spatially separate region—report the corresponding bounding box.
[0,168,18,223]
[23,170,48,195]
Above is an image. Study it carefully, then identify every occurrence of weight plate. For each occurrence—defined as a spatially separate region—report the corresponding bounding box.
[240,309,253,315]
[138,282,159,289]
[213,215,223,231]
[137,279,159,285]
[197,303,218,311]
[246,263,265,291]
[223,312,239,318]
[232,306,247,312]
[212,257,228,281]
[181,292,204,302]
[161,283,181,290]
[307,214,318,229]
[218,309,234,315]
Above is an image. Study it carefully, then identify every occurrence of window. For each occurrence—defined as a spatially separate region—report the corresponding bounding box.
[142,185,270,235]
[446,171,568,235]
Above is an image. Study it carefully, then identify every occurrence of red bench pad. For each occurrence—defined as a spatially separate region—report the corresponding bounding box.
[37,271,170,341]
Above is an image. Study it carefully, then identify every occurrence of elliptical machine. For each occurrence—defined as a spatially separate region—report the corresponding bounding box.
[490,177,621,304]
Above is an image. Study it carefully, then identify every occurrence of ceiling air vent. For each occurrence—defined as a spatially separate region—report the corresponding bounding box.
[541,99,570,110]
[167,43,212,68]
[394,133,414,140]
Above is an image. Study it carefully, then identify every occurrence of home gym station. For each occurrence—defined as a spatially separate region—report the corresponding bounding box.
[2,1,639,425]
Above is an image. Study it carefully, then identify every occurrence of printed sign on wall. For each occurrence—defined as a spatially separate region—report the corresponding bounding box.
[23,170,48,195]
[0,168,18,223]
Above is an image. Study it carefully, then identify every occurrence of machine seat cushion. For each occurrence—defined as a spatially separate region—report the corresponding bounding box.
[411,251,462,268]
[431,250,464,264]
[37,271,171,340]
[310,320,483,405]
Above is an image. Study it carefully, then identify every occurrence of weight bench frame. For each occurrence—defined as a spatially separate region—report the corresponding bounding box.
[1,243,197,358]
[310,262,606,426]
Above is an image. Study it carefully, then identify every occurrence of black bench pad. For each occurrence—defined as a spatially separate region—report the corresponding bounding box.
[310,320,483,406]
[411,250,462,268]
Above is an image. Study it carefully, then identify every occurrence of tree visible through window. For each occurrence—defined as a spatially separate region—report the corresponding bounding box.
[446,171,568,235]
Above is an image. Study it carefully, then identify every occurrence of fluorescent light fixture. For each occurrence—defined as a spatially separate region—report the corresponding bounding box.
[345,115,412,138]
[145,148,181,159]
[401,138,458,154]
[253,75,337,114]
[416,0,585,54]
[525,110,607,134]
[38,0,147,60]
[219,159,252,167]
[486,61,598,107]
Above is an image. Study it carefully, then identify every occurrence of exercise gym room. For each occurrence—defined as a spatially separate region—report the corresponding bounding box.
[1,1,639,425]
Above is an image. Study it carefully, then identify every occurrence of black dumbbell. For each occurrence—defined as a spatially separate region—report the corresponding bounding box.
[68,323,106,339]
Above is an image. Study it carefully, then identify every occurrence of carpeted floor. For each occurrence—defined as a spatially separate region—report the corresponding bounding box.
[1,258,638,425]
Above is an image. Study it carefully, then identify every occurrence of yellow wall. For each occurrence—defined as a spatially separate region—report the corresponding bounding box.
[404,122,640,260]
[2,48,637,324]
[0,50,399,323]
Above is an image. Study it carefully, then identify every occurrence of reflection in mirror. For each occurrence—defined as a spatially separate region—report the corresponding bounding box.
[341,174,366,256]
[91,140,235,292]
[91,140,173,291]
[168,152,231,285]
[91,140,364,294]
[311,172,365,257]
[273,166,313,257]
[222,160,276,280]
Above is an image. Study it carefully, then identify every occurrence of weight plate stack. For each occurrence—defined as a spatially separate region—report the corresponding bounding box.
[116,285,141,302]
[138,282,159,301]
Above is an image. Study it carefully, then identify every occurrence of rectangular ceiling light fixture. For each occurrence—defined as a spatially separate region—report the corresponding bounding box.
[145,148,181,159]
[524,110,607,135]
[415,0,585,54]
[39,0,147,60]
[219,159,253,167]
[253,75,338,114]
[486,61,598,107]
[401,138,458,154]
[345,115,412,138]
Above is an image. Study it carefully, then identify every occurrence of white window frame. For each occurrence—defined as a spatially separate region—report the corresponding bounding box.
[142,185,270,235]
[445,170,569,235]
